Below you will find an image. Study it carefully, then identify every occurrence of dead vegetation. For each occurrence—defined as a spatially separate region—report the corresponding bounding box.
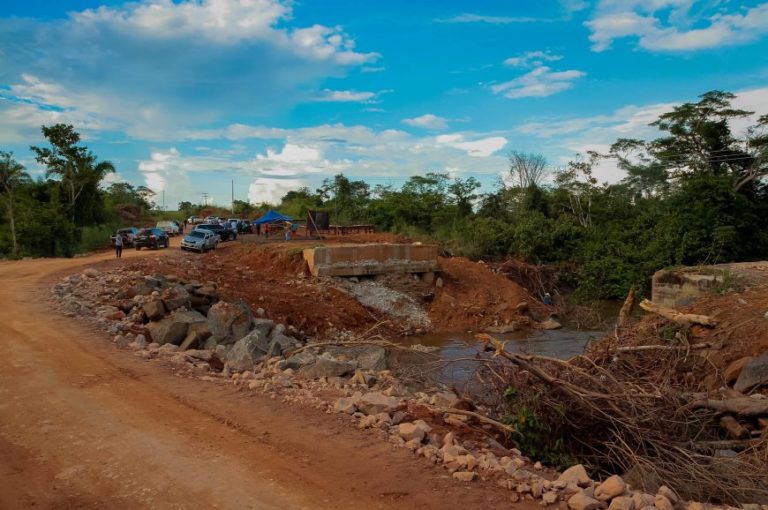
[450,292,768,504]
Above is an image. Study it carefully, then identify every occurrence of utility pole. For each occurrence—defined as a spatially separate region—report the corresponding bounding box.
[202,192,209,207]
[162,190,165,211]
[231,179,234,215]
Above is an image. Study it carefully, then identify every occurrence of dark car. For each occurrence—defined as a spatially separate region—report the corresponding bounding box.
[134,228,170,250]
[237,220,253,234]
[111,227,140,247]
[195,223,237,241]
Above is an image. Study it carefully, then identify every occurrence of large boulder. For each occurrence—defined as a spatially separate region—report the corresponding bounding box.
[324,345,387,371]
[142,300,166,321]
[299,353,356,378]
[226,330,269,372]
[207,301,253,346]
[267,332,301,358]
[163,284,191,312]
[179,322,212,350]
[356,391,401,415]
[559,464,591,487]
[734,351,768,393]
[283,351,317,371]
[146,310,207,345]
[568,493,603,510]
[251,318,275,338]
[595,475,627,501]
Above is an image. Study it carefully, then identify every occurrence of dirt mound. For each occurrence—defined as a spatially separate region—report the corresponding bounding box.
[609,282,768,389]
[429,257,544,331]
[129,244,394,338]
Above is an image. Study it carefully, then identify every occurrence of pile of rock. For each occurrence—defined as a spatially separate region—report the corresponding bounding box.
[53,268,307,373]
[53,267,394,380]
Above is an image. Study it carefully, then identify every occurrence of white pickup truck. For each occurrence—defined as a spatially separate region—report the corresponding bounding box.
[156,220,180,236]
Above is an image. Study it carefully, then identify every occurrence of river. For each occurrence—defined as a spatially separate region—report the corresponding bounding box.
[394,327,605,387]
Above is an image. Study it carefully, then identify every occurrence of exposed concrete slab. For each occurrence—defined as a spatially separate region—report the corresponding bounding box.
[651,269,722,308]
[303,243,439,277]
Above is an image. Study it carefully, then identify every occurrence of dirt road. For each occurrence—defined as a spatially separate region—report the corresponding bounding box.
[0,243,520,509]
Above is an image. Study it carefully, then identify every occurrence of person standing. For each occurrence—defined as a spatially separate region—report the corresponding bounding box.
[114,232,123,259]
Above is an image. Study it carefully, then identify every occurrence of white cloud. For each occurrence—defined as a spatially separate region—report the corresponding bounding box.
[504,51,562,68]
[586,1,768,52]
[403,114,449,130]
[317,89,378,103]
[434,13,559,24]
[71,0,377,64]
[437,134,508,157]
[0,0,379,143]
[124,124,512,206]
[249,178,306,204]
[492,66,585,99]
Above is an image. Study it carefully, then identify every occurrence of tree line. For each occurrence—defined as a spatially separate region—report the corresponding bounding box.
[270,91,767,299]
[2,91,766,299]
[0,124,156,257]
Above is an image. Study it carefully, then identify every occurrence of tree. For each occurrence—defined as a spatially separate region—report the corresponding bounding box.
[650,91,760,190]
[508,151,548,189]
[177,201,195,218]
[448,176,480,218]
[232,199,255,216]
[30,124,114,224]
[0,152,31,256]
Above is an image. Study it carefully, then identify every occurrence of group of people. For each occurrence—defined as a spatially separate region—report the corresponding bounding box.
[260,221,299,241]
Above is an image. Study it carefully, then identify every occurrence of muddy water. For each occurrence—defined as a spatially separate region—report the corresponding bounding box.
[395,327,604,387]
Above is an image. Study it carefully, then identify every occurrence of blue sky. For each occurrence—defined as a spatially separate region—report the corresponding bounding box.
[1,0,767,207]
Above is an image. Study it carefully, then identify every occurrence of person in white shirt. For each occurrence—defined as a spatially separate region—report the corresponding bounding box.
[114,232,123,258]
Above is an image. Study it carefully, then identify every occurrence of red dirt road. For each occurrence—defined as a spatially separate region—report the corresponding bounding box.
[0,243,523,509]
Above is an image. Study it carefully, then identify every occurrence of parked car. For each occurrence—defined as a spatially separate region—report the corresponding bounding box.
[181,229,218,253]
[194,223,237,241]
[110,227,140,247]
[134,228,170,250]
[187,215,201,225]
[156,220,180,236]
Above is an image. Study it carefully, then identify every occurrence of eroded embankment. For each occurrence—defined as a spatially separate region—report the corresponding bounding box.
[124,243,544,337]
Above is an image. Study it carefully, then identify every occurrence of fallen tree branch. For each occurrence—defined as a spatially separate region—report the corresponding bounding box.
[639,299,718,327]
[616,342,712,353]
[680,439,766,452]
[424,404,515,434]
[689,398,768,417]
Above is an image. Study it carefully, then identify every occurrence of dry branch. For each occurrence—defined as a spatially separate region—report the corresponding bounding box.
[615,342,712,353]
[690,398,768,417]
[639,299,718,327]
[425,405,515,434]
[618,288,636,328]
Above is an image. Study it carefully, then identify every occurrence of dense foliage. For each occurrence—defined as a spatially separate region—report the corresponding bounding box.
[0,124,157,257]
[2,92,766,300]
[269,91,768,299]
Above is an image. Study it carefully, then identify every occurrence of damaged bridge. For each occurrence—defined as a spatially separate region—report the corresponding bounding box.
[302,243,439,277]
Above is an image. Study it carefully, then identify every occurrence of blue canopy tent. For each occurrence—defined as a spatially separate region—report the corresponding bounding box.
[253,209,293,225]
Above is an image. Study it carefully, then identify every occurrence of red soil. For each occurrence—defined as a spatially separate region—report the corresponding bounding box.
[429,257,541,331]
[131,239,538,337]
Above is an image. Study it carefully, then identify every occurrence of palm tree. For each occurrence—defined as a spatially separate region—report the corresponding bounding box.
[0,151,31,256]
